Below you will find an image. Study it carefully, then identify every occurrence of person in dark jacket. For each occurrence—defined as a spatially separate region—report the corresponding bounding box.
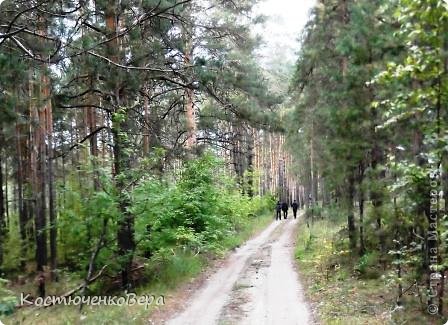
[275,201,282,221]
[291,200,298,219]
[281,201,288,219]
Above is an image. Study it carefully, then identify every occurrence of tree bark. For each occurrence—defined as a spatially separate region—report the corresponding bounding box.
[143,85,150,156]
[4,155,8,228]
[346,171,357,251]
[358,162,365,256]
[0,131,5,270]
[31,67,48,297]
[369,44,386,254]
[247,129,255,198]
[184,34,196,149]
[105,3,135,290]
[42,72,57,281]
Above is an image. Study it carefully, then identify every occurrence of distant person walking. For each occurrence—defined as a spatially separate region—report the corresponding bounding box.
[275,201,282,221]
[281,201,288,219]
[291,200,298,219]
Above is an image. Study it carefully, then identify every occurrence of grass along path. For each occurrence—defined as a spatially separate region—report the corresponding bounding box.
[294,211,447,325]
[4,212,274,325]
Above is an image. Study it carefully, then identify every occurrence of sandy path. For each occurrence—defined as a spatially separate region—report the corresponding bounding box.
[237,217,311,325]
[166,215,311,325]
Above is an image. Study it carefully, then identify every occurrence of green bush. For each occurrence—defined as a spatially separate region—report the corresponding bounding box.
[2,215,23,272]
[133,152,273,258]
[355,252,381,279]
[0,278,17,316]
[57,174,119,270]
[5,152,272,291]
[144,250,205,289]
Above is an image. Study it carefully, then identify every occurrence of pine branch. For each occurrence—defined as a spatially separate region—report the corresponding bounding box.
[52,126,108,160]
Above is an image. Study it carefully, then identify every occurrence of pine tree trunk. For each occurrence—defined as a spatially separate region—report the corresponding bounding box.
[438,28,448,315]
[16,111,29,267]
[4,156,8,228]
[31,67,48,297]
[358,162,366,256]
[321,177,330,207]
[305,153,312,209]
[310,135,315,206]
[339,0,356,251]
[232,126,244,190]
[370,50,386,254]
[184,37,196,149]
[42,72,57,281]
[0,132,5,270]
[112,117,135,289]
[247,130,255,198]
[346,172,357,251]
[106,4,135,290]
[143,86,150,156]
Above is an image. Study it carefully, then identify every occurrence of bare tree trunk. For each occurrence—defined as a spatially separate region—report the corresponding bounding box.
[31,67,47,297]
[369,46,386,254]
[105,4,135,290]
[0,131,5,270]
[16,101,29,268]
[310,132,317,207]
[113,118,135,289]
[60,131,66,207]
[358,162,366,256]
[4,155,8,228]
[232,125,245,190]
[247,129,255,198]
[184,36,196,149]
[339,0,356,251]
[437,31,448,315]
[143,85,150,156]
[346,172,356,251]
[42,72,57,282]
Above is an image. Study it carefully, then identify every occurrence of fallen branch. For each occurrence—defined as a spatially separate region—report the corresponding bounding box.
[43,265,109,308]
[102,265,145,281]
[16,265,109,309]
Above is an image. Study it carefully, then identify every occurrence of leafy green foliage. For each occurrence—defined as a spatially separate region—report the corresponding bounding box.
[133,152,273,257]
[57,172,118,270]
[0,278,17,316]
[289,0,448,318]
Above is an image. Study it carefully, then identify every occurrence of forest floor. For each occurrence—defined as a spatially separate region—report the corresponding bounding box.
[295,213,448,325]
[157,214,312,325]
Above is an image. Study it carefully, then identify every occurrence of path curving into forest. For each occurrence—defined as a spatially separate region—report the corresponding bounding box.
[166,214,311,325]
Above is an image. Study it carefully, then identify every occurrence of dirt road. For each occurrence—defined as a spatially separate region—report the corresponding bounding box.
[167,215,311,325]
